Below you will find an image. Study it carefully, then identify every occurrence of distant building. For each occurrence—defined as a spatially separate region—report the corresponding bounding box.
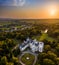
[44,29,48,33]
[19,38,44,53]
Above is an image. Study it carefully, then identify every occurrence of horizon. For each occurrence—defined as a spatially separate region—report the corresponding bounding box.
[0,17,59,20]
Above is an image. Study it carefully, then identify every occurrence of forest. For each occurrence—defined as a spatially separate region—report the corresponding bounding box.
[0,19,59,65]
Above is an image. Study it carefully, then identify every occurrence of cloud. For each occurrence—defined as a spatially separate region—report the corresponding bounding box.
[14,0,26,6]
[0,0,26,6]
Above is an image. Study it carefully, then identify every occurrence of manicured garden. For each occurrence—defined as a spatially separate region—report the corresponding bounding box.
[21,53,35,65]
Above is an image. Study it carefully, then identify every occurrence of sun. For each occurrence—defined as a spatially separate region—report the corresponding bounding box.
[49,8,56,16]
[47,4,57,17]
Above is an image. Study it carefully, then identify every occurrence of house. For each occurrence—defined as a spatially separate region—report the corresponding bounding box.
[29,39,39,52]
[19,38,44,53]
[39,42,44,52]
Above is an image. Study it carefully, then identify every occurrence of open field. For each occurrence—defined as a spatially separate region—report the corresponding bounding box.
[34,34,54,41]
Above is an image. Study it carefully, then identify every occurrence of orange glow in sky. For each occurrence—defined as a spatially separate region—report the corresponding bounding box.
[46,4,58,18]
[0,0,59,19]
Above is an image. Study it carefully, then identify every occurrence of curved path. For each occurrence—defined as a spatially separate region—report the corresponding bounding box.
[19,51,38,65]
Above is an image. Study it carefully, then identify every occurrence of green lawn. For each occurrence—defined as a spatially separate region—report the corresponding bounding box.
[15,25,22,28]
[39,33,55,42]
[32,33,55,42]
[21,53,35,65]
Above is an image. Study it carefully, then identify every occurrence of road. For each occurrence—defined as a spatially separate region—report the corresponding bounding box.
[19,50,38,65]
[11,39,20,52]
[11,44,19,51]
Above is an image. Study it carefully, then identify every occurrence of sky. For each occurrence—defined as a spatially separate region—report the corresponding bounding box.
[0,0,59,19]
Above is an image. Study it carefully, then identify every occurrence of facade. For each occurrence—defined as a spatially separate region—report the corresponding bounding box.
[19,38,44,53]
[39,42,44,52]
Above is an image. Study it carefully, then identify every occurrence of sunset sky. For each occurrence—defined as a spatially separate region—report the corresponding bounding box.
[0,0,59,19]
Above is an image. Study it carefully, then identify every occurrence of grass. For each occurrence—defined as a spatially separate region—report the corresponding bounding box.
[32,33,55,42]
[39,33,55,42]
[21,53,35,65]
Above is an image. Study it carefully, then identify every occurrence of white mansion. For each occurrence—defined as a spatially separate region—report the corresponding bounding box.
[19,38,44,53]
